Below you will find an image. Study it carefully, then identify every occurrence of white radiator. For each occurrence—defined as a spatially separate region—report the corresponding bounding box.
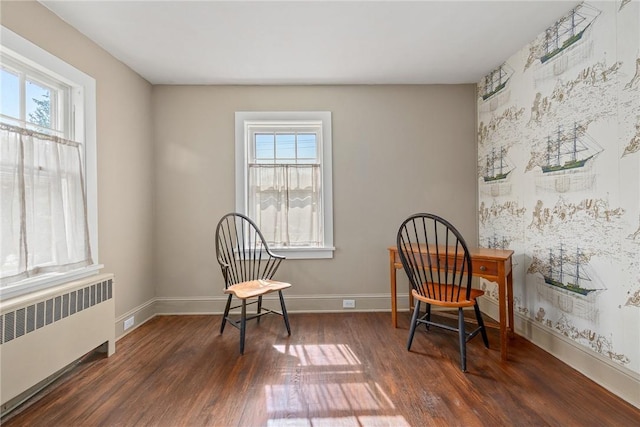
[0,274,115,408]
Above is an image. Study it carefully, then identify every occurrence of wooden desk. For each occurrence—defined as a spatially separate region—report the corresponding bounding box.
[388,245,514,361]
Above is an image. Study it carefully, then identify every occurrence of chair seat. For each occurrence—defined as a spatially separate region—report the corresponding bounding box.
[224,279,292,299]
[412,284,484,308]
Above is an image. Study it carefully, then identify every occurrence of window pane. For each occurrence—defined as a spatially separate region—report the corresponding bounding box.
[1,68,20,120]
[297,133,317,161]
[275,134,296,161]
[26,80,52,130]
[255,133,274,162]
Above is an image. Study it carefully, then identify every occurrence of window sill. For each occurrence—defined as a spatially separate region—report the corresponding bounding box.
[270,247,335,260]
[0,264,104,300]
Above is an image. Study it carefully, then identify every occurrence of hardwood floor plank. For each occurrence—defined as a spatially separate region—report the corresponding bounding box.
[2,312,639,426]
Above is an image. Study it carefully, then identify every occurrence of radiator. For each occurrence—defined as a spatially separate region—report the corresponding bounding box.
[0,273,115,408]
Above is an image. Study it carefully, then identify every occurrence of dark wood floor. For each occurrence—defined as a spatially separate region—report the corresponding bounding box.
[3,312,639,426]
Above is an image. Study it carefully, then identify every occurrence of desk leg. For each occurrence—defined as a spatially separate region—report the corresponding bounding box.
[490,256,515,362]
[498,278,508,361]
[390,251,397,328]
[507,267,514,337]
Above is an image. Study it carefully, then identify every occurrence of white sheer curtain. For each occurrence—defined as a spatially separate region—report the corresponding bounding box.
[0,123,92,285]
[248,164,322,247]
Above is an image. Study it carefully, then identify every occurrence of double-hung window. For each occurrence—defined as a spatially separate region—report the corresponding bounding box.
[0,26,98,298]
[235,112,334,259]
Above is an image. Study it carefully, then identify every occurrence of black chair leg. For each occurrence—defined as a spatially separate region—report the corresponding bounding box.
[220,294,232,334]
[458,307,467,372]
[474,302,490,348]
[240,299,247,354]
[407,300,421,350]
[257,296,263,323]
[278,290,291,335]
[425,303,431,330]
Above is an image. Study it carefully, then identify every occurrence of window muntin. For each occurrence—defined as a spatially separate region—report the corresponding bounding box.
[253,132,318,165]
[254,132,318,161]
[235,112,334,259]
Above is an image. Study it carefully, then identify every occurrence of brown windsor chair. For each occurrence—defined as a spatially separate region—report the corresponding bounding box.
[215,213,291,354]
[396,213,489,371]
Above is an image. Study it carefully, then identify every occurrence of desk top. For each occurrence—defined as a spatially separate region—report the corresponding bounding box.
[388,245,513,261]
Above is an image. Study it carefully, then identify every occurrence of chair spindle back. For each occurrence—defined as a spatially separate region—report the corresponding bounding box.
[215,213,283,288]
[396,213,473,302]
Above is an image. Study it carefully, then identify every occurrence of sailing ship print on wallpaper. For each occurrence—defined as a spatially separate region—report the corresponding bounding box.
[479,63,514,113]
[528,243,604,321]
[527,122,602,193]
[482,147,513,182]
[540,123,601,173]
[525,3,600,78]
[480,146,515,197]
[478,108,523,197]
[484,234,511,251]
[477,2,639,373]
[542,245,602,296]
[539,4,599,64]
[481,63,512,101]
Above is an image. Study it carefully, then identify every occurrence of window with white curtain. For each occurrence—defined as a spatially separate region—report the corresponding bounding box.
[235,112,334,259]
[0,26,99,298]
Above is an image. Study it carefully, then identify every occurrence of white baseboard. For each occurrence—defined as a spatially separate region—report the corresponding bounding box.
[478,297,640,409]
[114,298,156,339]
[115,293,412,338]
[115,293,639,409]
[152,292,411,315]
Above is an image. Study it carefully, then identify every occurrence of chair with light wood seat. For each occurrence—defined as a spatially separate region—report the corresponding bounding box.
[396,213,489,371]
[215,213,291,354]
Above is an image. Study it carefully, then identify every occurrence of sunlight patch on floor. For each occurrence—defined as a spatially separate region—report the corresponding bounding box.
[265,382,395,413]
[267,415,411,427]
[272,344,361,366]
[267,344,409,426]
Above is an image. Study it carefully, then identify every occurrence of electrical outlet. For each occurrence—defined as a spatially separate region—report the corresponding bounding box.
[124,316,135,330]
[342,299,355,309]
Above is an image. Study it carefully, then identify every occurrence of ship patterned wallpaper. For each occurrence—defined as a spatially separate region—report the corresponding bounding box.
[477,1,640,374]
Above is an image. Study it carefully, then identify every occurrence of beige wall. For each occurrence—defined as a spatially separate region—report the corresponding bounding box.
[153,85,477,308]
[1,2,478,317]
[1,1,156,319]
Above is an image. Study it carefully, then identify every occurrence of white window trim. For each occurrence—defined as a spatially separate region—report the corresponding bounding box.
[235,111,334,259]
[0,26,101,299]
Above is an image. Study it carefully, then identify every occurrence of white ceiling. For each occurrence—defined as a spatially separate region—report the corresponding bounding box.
[39,1,581,85]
